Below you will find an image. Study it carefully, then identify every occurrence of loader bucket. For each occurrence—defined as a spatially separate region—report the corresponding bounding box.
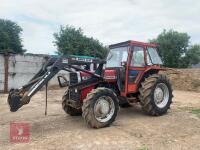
[7,89,22,112]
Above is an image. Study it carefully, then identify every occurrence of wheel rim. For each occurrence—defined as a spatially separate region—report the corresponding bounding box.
[154,83,169,108]
[94,96,115,123]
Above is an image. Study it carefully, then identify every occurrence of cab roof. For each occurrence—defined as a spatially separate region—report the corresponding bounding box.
[109,40,157,49]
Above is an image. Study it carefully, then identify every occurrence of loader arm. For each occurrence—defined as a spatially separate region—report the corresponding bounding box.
[8,56,105,112]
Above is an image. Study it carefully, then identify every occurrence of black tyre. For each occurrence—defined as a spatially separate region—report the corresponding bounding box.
[82,88,119,128]
[139,74,173,116]
[62,90,82,116]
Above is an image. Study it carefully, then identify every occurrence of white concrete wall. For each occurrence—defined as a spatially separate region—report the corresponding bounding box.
[8,54,47,89]
[0,55,5,91]
[0,54,69,92]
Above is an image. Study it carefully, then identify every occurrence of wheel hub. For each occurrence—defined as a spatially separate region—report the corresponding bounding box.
[154,83,169,108]
[95,99,110,117]
[154,88,164,103]
[94,96,115,123]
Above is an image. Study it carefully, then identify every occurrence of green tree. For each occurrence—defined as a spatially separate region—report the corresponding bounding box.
[185,44,200,67]
[150,29,190,68]
[0,19,25,54]
[54,25,108,58]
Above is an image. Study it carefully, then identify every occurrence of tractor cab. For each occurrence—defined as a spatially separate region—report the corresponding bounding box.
[104,40,162,96]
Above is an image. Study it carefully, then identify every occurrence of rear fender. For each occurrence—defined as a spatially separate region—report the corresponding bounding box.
[138,68,160,87]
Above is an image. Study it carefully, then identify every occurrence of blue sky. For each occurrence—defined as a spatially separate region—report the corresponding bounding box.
[0,0,200,54]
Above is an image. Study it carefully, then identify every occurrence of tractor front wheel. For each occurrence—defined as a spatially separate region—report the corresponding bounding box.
[139,74,173,116]
[82,88,119,128]
[62,91,82,116]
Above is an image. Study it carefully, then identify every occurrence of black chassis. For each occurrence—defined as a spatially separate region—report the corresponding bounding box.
[8,56,105,112]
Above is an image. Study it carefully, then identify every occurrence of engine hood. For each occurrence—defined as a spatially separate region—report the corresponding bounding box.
[104,69,117,82]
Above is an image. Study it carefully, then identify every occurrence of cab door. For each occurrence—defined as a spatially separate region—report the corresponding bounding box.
[127,46,146,93]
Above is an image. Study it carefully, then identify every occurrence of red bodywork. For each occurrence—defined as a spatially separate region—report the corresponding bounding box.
[81,86,94,101]
[104,69,117,82]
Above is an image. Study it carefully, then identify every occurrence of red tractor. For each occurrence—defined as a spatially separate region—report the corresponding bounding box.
[8,40,173,128]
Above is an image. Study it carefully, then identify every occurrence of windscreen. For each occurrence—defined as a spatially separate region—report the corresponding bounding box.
[106,47,128,68]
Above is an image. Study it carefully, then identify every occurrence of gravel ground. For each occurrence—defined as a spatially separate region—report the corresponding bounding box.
[0,89,200,150]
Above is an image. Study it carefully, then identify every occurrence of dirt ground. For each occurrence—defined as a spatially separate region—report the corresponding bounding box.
[0,89,200,150]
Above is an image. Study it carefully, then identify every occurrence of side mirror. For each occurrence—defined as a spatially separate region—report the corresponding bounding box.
[121,61,127,67]
[57,75,69,87]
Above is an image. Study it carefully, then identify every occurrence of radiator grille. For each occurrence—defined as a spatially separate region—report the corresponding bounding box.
[69,72,78,85]
[69,73,80,101]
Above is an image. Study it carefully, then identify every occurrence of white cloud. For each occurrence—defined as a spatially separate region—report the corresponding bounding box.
[0,0,200,54]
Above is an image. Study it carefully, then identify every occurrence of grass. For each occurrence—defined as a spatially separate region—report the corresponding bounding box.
[138,147,149,150]
[191,109,200,118]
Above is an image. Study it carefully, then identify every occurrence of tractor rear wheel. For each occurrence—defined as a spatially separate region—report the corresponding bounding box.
[82,88,119,128]
[139,74,173,116]
[62,90,82,116]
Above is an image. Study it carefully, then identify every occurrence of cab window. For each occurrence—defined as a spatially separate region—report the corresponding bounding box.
[147,47,162,65]
[130,46,145,67]
[106,47,128,68]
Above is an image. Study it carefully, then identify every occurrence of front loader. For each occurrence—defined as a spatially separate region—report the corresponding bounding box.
[8,40,173,128]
